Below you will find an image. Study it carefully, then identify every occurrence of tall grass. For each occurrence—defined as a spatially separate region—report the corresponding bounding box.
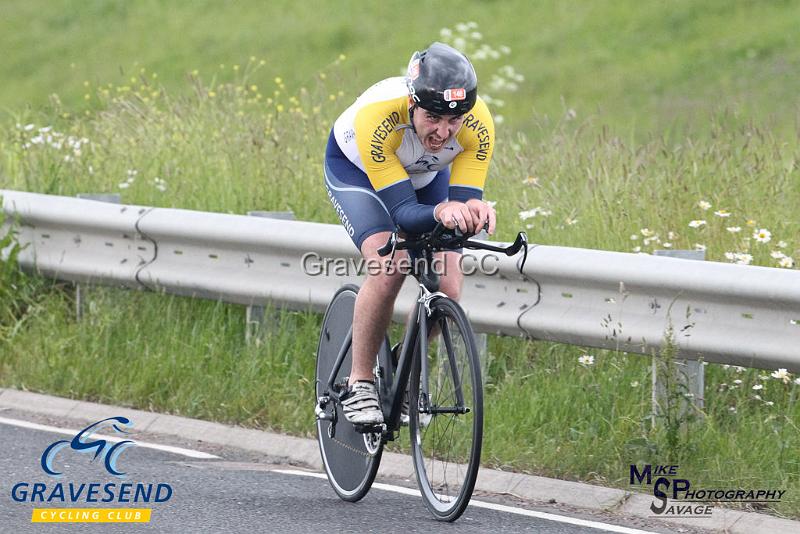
[2,1,800,134]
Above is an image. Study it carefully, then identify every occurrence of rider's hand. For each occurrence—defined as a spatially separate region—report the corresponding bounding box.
[465,199,496,236]
[434,201,476,233]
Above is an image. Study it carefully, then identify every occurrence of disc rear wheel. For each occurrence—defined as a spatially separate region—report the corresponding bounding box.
[316,285,382,501]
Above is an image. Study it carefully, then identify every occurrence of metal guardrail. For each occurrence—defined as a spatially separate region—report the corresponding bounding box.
[3,189,799,372]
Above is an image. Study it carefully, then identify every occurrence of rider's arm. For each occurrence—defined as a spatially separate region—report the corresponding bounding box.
[450,98,495,202]
[354,101,437,234]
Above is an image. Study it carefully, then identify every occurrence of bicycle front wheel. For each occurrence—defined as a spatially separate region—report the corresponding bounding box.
[409,297,483,522]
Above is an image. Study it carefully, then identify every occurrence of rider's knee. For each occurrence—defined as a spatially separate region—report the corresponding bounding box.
[437,252,463,301]
[439,276,462,301]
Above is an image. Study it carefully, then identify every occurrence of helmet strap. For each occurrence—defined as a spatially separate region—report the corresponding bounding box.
[408,102,418,132]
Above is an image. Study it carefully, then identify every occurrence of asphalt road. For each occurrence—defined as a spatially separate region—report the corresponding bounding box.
[0,415,702,534]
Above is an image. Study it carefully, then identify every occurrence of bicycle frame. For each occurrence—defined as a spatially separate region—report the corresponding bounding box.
[320,249,467,437]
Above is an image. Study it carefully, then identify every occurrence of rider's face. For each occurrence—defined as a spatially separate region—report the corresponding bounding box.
[410,105,464,153]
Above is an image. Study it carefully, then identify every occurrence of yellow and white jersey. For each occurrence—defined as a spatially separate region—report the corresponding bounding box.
[333,77,494,195]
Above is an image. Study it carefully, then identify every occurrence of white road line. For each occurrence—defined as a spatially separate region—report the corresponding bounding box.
[0,416,219,459]
[273,469,658,534]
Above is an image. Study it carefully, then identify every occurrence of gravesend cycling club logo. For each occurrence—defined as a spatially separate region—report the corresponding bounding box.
[629,464,786,518]
[10,416,173,524]
[41,416,135,477]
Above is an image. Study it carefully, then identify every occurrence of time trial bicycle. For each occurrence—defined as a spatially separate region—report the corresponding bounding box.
[315,222,528,521]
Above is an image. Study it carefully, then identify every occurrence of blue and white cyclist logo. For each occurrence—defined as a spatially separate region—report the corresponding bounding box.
[40,416,135,478]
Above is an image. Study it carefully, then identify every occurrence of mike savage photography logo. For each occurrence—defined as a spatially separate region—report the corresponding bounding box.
[10,416,173,524]
[629,464,786,518]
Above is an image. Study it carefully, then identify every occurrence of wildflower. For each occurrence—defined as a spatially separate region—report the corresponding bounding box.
[565,217,578,226]
[765,401,774,406]
[771,369,791,383]
[759,374,770,381]
[640,228,654,237]
[632,246,641,253]
[779,257,795,268]
[688,220,706,228]
[578,354,595,366]
[440,27,453,38]
[697,200,712,210]
[753,394,762,400]
[753,228,771,243]
[662,242,672,248]
[746,219,756,227]
[667,231,678,240]
[118,182,130,189]
[728,406,737,413]
[518,207,551,220]
[714,209,731,217]
[724,252,752,265]
[795,378,800,386]
[630,234,639,241]
[777,240,788,248]
[694,244,706,251]
[726,226,741,233]
[522,176,539,186]
[752,384,763,390]
[630,381,640,388]
[24,124,35,131]
[771,251,787,259]
[734,366,746,373]
[733,379,742,385]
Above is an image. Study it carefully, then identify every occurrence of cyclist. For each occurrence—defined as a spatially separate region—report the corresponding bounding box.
[324,42,497,425]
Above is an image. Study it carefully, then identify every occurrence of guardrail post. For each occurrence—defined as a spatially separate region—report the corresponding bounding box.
[74,193,121,320]
[651,249,706,425]
[245,210,295,344]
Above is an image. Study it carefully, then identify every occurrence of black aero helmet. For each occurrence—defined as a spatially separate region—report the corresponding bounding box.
[407,42,477,115]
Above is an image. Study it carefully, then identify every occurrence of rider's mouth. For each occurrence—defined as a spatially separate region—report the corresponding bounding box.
[427,136,444,150]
